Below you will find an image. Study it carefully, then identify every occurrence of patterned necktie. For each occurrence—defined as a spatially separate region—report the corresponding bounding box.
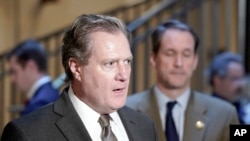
[99,114,118,141]
[165,101,179,141]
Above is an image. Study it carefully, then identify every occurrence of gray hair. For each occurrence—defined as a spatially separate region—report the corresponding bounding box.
[205,51,243,86]
[62,14,131,81]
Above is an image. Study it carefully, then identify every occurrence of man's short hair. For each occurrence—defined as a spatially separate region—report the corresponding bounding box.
[7,39,48,72]
[151,19,199,54]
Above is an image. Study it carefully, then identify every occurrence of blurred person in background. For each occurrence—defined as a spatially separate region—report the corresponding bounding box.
[127,19,239,141]
[7,39,60,115]
[206,51,250,124]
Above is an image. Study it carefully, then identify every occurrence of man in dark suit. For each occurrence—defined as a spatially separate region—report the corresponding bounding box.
[1,14,157,141]
[126,20,239,141]
[7,39,60,115]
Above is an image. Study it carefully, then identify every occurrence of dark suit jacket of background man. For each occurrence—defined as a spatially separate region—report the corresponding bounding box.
[21,82,60,115]
[1,88,157,141]
[126,87,239,141]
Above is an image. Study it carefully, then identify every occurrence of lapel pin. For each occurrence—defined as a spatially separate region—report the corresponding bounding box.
[195,120,204,130]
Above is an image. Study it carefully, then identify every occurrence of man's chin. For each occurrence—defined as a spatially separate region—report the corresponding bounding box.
[111,101,126,110]
[167,83,187,89]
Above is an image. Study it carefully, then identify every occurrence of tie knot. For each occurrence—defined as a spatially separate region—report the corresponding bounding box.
[167,101,177,111]
[99,114,111,128]
[99,114,117,141]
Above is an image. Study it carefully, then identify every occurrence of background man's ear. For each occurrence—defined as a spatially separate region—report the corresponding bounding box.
[150,53,156,67]
[25,60,37,72]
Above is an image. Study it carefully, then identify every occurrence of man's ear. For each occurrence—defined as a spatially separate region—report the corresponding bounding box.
[192,54,199,71]
[68,58,81,81]
[150,53,156,68]
[25,60,37,72]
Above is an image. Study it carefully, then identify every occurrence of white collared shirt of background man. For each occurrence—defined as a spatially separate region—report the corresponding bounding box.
[154,85,190,141]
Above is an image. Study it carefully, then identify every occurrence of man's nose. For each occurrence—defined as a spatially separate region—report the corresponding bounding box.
[115,64,130,81]
[174,55,183,67]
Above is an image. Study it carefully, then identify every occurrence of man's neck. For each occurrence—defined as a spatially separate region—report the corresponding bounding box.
[156,83,189,99]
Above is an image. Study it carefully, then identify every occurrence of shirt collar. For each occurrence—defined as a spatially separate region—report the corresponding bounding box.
[68,86,120,126]
[68,86,100,126]
[27,76,51,99]
[154,85,190,111]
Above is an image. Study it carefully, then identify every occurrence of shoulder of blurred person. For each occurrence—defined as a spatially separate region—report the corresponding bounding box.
[127,88,239,123]
[193,91,239,121]
[21,80,60,115]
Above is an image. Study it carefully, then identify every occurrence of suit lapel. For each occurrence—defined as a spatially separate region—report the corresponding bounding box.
[183,91,209,141]
[54,89,92,141]
[137,88,166,141]
[118,107,140,141]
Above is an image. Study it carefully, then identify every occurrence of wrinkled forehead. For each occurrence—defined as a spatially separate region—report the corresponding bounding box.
[89,31,131,56]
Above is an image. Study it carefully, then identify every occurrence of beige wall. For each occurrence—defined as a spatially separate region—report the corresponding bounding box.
[0,0,16,53]
[0,0,135,53]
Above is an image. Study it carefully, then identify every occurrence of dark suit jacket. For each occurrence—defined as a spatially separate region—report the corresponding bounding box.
[21,82,60,115]
[126,87,239,141]
[1,88,157,141]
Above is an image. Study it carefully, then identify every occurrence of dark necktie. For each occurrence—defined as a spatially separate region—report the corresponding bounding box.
[165,101,179,141]
[99,114,118,141]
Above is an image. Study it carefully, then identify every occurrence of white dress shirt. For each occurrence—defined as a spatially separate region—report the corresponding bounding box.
[68,86,129,141]
[154,85,190,141]
[27,76,51,99]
